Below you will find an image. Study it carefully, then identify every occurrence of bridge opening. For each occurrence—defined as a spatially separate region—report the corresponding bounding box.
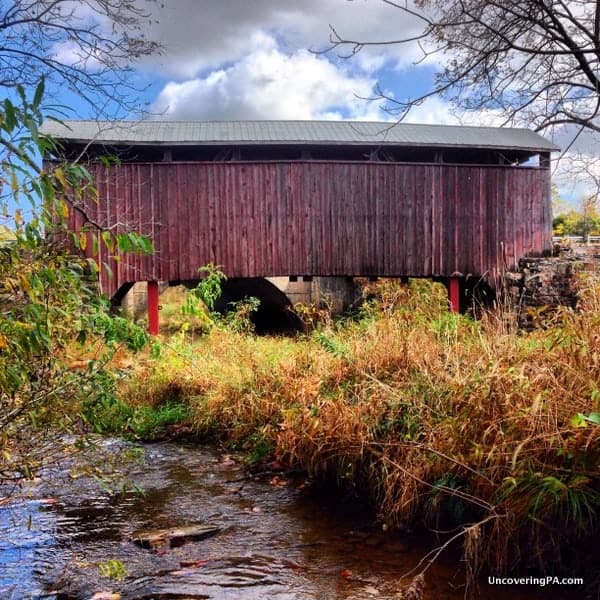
[213,278,304,335]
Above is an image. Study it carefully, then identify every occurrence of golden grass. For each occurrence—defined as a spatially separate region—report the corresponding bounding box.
[122,277,600,576]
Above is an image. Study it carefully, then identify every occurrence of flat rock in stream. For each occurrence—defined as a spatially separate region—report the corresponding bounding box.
[132,524,221,549]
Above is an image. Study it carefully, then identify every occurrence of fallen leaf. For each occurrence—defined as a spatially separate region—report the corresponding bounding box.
[340,569,353,579]
[269,475,289,487]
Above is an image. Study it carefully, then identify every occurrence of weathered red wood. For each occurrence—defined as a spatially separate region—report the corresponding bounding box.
[448,278,460,313]
[147,281,160,335]
[70,161,552,298]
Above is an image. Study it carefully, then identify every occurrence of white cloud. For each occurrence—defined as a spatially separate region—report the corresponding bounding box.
[151,38,386,121]
[139,0,426,79]
[402,96,460,125]
[51,40,103,71]
[136,1,441,122]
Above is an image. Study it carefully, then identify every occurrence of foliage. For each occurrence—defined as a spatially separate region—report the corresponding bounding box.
[98,558,127,582]
[83,396,188,441]
[0,85,150,485]
[179,264,259,335]
[222,296,260,334]
[190,263,227,313]
[149,285,212,336]
[553,209,600,236]
[123,277,600,581]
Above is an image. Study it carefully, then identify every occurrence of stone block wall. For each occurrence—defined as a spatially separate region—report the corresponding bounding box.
[503,243,600,329]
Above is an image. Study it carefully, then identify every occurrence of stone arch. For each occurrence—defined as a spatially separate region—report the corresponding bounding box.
[213,277,304,334]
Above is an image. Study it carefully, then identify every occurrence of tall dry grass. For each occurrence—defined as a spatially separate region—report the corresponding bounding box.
[123,277,600,579]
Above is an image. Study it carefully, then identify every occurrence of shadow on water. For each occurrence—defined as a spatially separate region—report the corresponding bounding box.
[0,441,590,599]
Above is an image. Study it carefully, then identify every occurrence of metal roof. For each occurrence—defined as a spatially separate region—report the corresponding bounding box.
[40,120,559,152]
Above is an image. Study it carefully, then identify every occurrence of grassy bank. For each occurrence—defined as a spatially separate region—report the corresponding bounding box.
[110,279,599,583]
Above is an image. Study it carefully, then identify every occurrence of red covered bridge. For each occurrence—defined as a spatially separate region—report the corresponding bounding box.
[42,120,558,332]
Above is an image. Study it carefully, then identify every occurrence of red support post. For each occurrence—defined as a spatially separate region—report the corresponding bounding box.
[448,277,460,313]
[147,281,160,335]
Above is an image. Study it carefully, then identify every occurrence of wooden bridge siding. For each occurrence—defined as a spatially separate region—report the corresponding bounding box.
[78,161,551,297]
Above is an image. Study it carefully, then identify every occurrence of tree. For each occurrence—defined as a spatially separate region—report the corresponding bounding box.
[0,0,160,116]
[0,1,161,486]
[0,86,150,486]
[553,196,600,236]
[327,1,600,137]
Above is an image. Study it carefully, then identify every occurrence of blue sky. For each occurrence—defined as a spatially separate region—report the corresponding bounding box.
[47,1,466,124]
[38,0,596,205]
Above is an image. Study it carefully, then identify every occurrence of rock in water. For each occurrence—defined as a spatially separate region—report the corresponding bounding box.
[132,524,221,549]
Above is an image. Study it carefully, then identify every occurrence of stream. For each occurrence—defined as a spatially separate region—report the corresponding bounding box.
[0,439,590,599]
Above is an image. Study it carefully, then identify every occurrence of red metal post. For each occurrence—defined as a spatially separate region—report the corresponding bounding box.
[448,278,460,313]
[147,281,160,335]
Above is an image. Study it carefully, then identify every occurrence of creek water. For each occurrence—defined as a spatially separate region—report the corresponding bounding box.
[0,440,588,599]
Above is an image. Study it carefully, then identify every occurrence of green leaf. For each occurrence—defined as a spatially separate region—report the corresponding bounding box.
[32,78,45,110]
[101,231,114,252]
[139,236,154,254]
[3,100,17,131]
[116,233,132,252]
[570,414,588,428]
[584,412,600,425]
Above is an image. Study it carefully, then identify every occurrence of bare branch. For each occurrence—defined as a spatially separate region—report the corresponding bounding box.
[0,0,161,117]
[324,0,600,141]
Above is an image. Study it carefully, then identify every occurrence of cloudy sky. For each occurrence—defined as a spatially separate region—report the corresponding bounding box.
[138,1,431,122]
[50,0,595,202]
[57,0,457,125]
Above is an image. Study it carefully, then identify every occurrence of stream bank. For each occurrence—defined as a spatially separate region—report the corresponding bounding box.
[0,439,588,599]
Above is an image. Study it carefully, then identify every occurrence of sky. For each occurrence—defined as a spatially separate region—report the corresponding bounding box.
[138,1,431,123]
[64,0,440,124]
[45,0,598,205]
[46,0,490,126]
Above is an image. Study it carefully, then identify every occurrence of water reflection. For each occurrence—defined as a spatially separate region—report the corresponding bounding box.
[0,499,56,599]
[0,442,585,599]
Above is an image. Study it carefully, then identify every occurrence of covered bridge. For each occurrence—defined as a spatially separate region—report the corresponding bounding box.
[42,119,558,332]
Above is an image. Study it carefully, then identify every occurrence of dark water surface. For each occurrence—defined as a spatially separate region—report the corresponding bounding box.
[0,440,590,599]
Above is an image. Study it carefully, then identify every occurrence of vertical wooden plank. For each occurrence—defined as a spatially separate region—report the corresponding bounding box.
[441,166,452,275]
[206,163,216,268]
[403,164,412,275]
[176,165,187,280]
[461,168,470,275]
[434,164,444,275]
[376,165,386,275]
[282,162,292,274]
[140,164,154,283]
[238,163,248,277]
[422,164,432,276]
[490,168,500,278]
[308,162,318,275]
[216,164,229,273]
[187,163,199,279]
